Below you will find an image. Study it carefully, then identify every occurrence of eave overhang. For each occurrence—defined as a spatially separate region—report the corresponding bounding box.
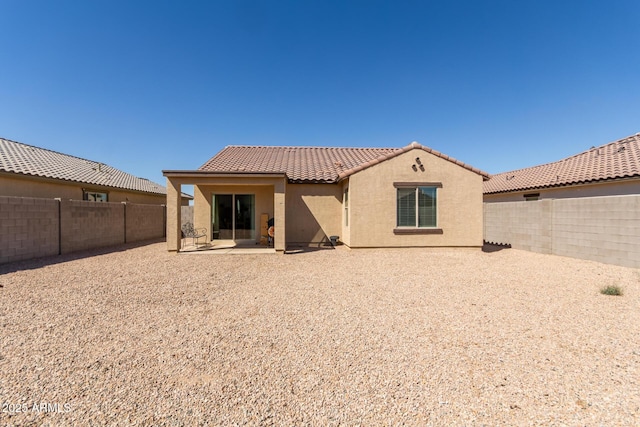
[162,170,288,179]
[0,170,168,196]
[483,175,640,195]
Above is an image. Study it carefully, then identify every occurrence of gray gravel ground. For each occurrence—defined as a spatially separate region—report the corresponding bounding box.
[0,242,639,426]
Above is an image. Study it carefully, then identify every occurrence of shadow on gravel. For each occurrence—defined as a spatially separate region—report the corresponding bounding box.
[482,242,512,253]
[285,245,336,255]
[0,238,165,275]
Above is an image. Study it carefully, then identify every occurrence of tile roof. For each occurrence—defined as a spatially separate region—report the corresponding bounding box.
[484,133,640,194]
[199,142,489,183]
[0,137,167,195]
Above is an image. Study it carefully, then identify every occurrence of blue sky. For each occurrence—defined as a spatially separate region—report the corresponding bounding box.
[1,1,639,190]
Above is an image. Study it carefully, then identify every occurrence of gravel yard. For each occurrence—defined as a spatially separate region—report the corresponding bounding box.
[1,242,639,426]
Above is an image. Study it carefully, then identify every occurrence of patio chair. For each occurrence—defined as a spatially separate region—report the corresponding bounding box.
[181,222,207,249]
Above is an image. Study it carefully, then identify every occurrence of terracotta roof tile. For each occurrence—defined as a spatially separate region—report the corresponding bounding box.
[0,137,167,195]
[483,133,640,194]
[200,142,489,183]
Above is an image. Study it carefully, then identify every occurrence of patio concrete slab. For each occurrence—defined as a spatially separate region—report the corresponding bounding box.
[179,240,276,254]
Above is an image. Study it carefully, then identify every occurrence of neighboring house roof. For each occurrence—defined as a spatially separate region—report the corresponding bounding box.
[0,137,168,195]
[199,142,489,183]
[484,133,640,194]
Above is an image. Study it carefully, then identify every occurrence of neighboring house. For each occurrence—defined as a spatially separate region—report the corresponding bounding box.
[482,132,640,269]
[163,142,489,252]
[0,137,191,205]
[484,133,640,202]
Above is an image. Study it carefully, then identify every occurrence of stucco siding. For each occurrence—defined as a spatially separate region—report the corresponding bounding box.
[340,180,351,247]
[0,175,81,199]
[484,179,640,203]
[285,184,342,245]
[348,149,484,247]
[107,190,165,205]
[0,174,167,205]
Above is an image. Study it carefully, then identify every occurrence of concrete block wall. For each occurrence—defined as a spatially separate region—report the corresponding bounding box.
[1,196,167,264]
[484,195,640,268]
[126,203,166,242]
[484,200,552,254]
[181,205,194,228]
[551,196,640,268]
[60,200,125,253]
[0,196,59,263]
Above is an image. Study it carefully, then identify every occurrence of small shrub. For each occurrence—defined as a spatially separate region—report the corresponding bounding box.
[600,285,623,296]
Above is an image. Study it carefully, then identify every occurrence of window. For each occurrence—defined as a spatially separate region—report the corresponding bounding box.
[344,187,349,226]
[394,183,443,235]
[523,193,540,201]
[83,191,108,202]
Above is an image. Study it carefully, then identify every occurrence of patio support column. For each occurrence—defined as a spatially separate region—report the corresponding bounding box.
[274,179,286,252]
[166,177,182,251]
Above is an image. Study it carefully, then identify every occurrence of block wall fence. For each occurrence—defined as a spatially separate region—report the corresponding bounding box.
[181,205,194,228]
[484,195,640,269]
[0,196,166,264]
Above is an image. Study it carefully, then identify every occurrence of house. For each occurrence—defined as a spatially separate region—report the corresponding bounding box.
[163,142,489,252]
[484,133,640,202]
[0,137,191,205]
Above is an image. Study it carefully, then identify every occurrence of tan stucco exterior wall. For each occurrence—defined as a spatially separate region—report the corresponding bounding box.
[347,149,484,247]
[340,180,351,247]
[166,178,182,251]
[285,183,342,245]
[0,174,167,205]
[108,190,166,205]
[194,184,275,243]
[165,175,286,252]
[1,174,82,199]
[483,179,640,202]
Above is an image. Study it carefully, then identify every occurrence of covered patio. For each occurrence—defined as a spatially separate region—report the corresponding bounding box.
[163,171,288,252]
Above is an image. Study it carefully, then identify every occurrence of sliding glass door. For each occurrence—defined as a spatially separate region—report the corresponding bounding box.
[213,194,233,239]
[212,194,255,241]
[234,194,255,240]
